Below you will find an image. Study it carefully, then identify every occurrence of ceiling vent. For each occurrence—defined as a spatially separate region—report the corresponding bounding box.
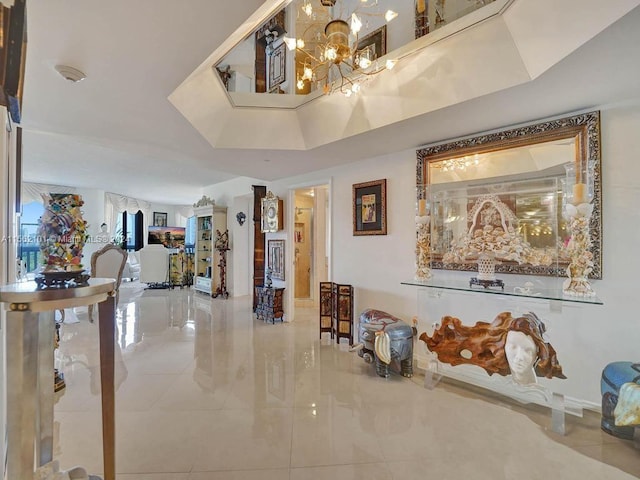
[54,65,86,82]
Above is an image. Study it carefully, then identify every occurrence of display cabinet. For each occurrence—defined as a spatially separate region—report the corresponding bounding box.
[194,203,227,296]
[255,286,285,323]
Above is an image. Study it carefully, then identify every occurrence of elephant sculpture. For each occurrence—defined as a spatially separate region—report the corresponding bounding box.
[356,309,414,378]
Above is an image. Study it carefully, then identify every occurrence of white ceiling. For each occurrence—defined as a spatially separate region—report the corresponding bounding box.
[20,0,640,205]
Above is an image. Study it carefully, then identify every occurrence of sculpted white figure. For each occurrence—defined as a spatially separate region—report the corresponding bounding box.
[505,330,538,385]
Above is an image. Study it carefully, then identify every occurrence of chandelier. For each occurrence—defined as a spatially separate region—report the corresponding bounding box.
[432,155,481,172]
[282,0,398,96]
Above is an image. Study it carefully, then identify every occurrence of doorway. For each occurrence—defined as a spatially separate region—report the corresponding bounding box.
[293,185,329,307]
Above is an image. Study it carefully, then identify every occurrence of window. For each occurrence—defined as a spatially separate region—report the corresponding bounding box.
[117,210,144,251]
[18,202,44,273]
[185,216,196,252]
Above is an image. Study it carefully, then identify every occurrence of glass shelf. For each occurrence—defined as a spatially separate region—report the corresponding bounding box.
[401,276,603,305]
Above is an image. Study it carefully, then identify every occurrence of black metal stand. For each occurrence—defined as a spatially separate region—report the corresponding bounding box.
[35,270,90,289]
[469,277,504,290]
[212,248,230,298]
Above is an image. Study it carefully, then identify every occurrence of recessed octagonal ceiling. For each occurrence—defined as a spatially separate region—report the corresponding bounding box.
[170,0,640,151]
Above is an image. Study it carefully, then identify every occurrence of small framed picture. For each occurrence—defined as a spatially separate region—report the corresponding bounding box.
[268,42,286,90]
[353,179,387,235]
[153,212,168,227]
[268,239,285,280]
[354,25,387,70]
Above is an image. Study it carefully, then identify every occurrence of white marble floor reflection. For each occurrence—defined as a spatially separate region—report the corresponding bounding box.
[54,285,639,479]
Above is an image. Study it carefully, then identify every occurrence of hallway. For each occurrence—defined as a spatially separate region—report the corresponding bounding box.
[53,286,639,479]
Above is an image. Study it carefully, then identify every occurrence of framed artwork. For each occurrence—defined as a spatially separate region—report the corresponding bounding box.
[354,25,387,69]
[268,42,286,90]
[153,211,168,227]
[353,179,387,235]
[268,239,285,280]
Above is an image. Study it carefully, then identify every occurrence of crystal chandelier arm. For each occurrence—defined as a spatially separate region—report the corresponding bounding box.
[295,47,322,64]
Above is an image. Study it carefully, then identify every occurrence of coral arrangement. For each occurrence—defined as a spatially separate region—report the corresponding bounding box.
[444,224,554,266]
[37,194,89,272]
[419,311,566,383]
[442,195,553,279]
[562,202,595,296]
[415,214,432,280]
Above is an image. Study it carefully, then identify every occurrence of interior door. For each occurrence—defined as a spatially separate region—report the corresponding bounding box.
[294,203,312,299]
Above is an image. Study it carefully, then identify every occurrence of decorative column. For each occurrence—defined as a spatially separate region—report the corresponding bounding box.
[415,187,432,280]
[563,161,596,296]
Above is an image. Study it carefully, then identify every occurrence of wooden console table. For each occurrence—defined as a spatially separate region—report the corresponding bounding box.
[255,286,284,323]
[0,278,117,480]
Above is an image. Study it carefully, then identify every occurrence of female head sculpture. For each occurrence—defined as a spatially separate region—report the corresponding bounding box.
[419,311,566,385]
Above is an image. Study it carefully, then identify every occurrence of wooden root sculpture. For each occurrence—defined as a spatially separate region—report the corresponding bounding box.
[419,312,566,385]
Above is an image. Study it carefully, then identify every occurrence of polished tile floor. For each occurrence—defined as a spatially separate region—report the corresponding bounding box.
[54,284,639,479]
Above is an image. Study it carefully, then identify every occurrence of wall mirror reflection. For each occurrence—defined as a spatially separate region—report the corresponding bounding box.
[214,0,498,104]
[416,110,602,279]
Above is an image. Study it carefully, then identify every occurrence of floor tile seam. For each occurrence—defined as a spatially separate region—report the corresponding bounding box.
[148,405,228,413]
[187,465,291,474]
[214,405,296,414]
[289,460,389,469]
[113,468,193,476]
[289,458,389,469]
[288,379,296,471]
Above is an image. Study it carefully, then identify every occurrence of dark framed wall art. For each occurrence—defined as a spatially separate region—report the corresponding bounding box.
[153,211,168,227]
[268,239,285,280]
[354,25,387,68]
[268,42,286,91]
[353,178,387,236]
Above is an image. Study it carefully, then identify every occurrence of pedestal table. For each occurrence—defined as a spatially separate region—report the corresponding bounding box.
[0,278,116,480]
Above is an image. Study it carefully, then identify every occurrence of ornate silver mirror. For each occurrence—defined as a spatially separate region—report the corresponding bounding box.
[416,110,602,279]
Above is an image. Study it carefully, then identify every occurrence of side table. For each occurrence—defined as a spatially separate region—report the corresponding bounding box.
[255,286,285,323]
[0,278,117,480]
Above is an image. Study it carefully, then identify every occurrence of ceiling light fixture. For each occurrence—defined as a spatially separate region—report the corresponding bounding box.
[433,155,481,172]
[54,65,86,83]
[283,0,398,96]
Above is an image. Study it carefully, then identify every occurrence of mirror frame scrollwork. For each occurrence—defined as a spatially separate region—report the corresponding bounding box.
[416,110,602,279]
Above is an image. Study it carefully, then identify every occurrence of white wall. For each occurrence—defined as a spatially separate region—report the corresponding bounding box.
[76,187,106,263]
[230,194,251,296]
[204,99,640,407]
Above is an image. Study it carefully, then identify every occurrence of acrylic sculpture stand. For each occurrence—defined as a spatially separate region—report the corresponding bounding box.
[563,202,596,297]
[0,279,117,480]
[422,335,576,436]
[414,287,591,437]
[415,214,432,280]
